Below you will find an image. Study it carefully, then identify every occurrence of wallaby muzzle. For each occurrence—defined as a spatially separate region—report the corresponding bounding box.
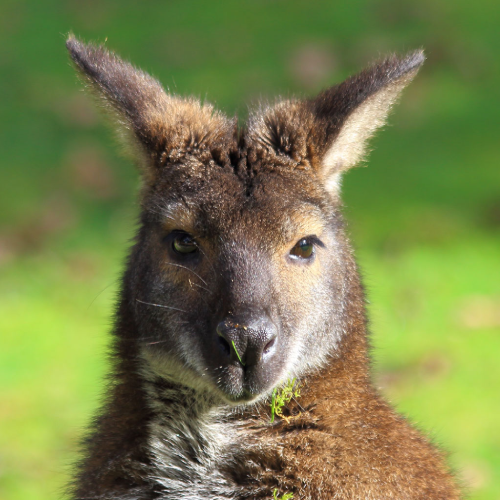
[214,312,279,401]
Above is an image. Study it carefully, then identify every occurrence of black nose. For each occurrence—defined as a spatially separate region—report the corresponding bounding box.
[216,315,278,368]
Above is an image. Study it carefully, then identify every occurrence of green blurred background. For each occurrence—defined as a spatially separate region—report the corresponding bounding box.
[1,0,499,498]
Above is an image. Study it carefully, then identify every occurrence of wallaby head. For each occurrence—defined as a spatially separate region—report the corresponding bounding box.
[67,36,423,405]
[67,37,463,500]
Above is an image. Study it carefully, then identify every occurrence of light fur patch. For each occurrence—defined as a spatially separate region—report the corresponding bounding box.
[323,72,418,195]
[140,361,243,499]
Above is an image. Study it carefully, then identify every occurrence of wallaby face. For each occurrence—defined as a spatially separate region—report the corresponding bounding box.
[134,165,343,402]
[67,36,461,499]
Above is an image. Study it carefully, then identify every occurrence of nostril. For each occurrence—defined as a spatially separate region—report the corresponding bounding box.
[263,337,276,355]
[218,335,231,356]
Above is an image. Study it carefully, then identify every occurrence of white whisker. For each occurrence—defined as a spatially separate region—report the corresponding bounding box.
[163,262,209,286]
[136,298,188,313]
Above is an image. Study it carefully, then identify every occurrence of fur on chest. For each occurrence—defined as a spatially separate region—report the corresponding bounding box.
[143,377,253,499]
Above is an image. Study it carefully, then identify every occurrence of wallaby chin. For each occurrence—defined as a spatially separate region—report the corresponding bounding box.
[141,345,278,405]
[66,36,461,499]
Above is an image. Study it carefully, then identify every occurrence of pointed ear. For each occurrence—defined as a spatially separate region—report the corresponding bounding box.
[310,50,425,193]
[66,35,234,182]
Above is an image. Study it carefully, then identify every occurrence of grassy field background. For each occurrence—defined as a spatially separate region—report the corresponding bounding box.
[0,1,499,498]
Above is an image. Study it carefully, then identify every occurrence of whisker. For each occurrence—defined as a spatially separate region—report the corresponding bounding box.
[189,279,211,294]
[136,298,188,313]
[191,285,215,311]
[86,281,117,311]
[120,336,155,341]
[163,262,208,286]
[196,246,217,279]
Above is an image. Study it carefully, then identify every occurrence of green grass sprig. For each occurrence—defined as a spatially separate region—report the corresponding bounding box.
[270,378,301,423]
[231,340,245,366]
[273,488,293,499]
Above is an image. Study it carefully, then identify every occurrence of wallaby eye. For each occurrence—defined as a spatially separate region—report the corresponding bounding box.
[169,231,198,255]
[290,238,314,260]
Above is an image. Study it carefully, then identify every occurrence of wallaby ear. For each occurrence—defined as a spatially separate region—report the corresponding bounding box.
[66,35,234,182]
[310,50,425,194]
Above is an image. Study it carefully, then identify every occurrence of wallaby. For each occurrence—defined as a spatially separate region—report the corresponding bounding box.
[66,36,461,500]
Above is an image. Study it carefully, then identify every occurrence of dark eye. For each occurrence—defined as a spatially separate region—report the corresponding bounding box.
[169,231,198,255]
[290,238,314,260]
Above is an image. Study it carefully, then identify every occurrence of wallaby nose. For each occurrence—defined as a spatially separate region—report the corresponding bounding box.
[216,315,278,368]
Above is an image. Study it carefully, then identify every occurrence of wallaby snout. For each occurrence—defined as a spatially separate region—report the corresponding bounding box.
[216,315,278,366]
[215,314,279,399]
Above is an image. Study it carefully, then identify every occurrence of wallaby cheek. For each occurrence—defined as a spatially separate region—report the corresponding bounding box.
[274,251,341,374]
[276,262,323,336]
[127,239,204,339]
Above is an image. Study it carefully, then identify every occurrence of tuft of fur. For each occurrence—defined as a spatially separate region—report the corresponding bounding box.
[66,35,237,187]
[66,37,460,500]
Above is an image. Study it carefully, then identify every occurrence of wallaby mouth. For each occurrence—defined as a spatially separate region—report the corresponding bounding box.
[214,364,279,404]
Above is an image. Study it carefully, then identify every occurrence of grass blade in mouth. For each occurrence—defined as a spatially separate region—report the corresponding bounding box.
[232,340,245,366]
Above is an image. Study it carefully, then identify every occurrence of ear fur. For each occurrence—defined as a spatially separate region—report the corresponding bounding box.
[67,38,423,195]
[247,51,424,196]
[311,51,425,193]
[247,100,313,166]
[66,35,235,182]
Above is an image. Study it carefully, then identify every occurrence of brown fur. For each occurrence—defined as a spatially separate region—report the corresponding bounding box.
[66,35,461,499]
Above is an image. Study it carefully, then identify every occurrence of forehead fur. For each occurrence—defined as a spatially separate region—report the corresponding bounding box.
[143,102,330,218]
